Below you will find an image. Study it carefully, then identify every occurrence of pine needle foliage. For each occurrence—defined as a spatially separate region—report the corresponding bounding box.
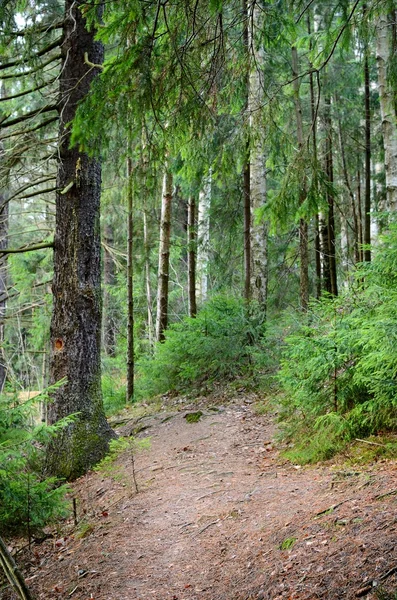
[0,386,72,534]
[136,295,275,398]
[278,226,397,463]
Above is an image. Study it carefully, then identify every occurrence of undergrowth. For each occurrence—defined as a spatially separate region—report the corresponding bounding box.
[278,226,397,463]
[135,295,281,399]
[0,384,72,535]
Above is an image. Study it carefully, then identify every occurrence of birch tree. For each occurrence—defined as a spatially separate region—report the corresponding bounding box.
[376,9,397,212]
[248,1,268,312]
[196,172,211,305]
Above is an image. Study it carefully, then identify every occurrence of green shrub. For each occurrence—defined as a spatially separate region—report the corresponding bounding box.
[102,373,127,416]
[0,389,71,535]
[136,295,272,399]
[278,226,397,463]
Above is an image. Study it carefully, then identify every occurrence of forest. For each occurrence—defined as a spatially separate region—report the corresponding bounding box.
[0,0,397,598]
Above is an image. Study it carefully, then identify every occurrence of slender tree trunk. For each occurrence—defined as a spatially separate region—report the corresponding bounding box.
[242,0,251,302]
[357,168,364,261]
[126,156,134,401]
[0,84,8,392]
[196,172,211,305]
[337,109,360,264]
[155,169,173,342]
[364,48,371,261]
[187,196,197,318]
[249,1,268,312]
[319,212,332,294]
[291,46,309,311]
[243,156,251,302]
[376,10,397,212]
[0,536,34,600]
[103,223,116,357]
[143,207,154,343]
[47,0,115,480]
[308,16,321,297]
[324,95,338,296]
[315,215,322,298]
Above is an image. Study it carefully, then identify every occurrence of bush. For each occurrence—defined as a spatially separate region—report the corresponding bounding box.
[135,295,272,399]
[0,389,71,535]
[278,226,397,463]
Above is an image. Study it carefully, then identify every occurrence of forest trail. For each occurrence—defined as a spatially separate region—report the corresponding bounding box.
[22,394,397,600]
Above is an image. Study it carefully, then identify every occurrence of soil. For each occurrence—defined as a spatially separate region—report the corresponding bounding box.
[3,392,397,600]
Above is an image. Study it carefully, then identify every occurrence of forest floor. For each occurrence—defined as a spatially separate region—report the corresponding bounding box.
[6,390,397,600]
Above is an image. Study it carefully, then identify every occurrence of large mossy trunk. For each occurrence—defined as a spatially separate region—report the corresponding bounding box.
[47,0,115,480]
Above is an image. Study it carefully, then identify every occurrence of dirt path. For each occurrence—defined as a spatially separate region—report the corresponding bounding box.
[13,397,397,600]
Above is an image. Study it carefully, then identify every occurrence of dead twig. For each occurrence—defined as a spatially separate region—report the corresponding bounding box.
[355,438,387,448]
[315,497,354,517]
[197,519,220,535]
[375,489,397,500]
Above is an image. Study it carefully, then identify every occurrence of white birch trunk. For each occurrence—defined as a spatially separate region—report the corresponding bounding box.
[155,169,173,342]
[376,13,397,212]
[248,1,268,310]
[196,171,211,304]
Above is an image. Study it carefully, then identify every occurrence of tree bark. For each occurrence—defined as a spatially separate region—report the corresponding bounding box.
[308,13,322,298]
[196,172,211,305]
[248,1,268,313]
[242,0,251,303]
[364,48,371,261]
[47,0,115,480]
[155,169,173,342]
[291,46,309,311]
[187,196,197,318]
[376,10,397,212]
[143,207,154,343]
[126,156,134,401]
[324,94,338,296]
[0,85,8,392]
[0,536,34,600]
[103,223,116,357]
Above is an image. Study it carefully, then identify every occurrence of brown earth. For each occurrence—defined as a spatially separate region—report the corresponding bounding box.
[4,393,397,600]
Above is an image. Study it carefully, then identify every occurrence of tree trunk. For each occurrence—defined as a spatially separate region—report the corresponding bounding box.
[242,0,251,303]
[337,109,360,265]
[103,223,116,357]
[155,169,173,342]
[187,196,197,318]
[291,46,309,311]
[143,207,154,343]
[0,536,34,600]
[324,95,338,296]
[357,168,364,261]
[196,172,211,305]
[249,1,268,313]
[376,10,397,212]
[47,0,115,480]
[364,48,371,261]
[126,156,134,401]
[243,156,251,302]
[308,16,321,298]
[0,85,8,393]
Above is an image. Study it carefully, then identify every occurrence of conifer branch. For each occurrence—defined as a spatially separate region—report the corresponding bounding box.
[0,38,62,71]
[2,20,64,37]
[0,104,58,128]
[1,177,56,205]
[84,52,104,70]
[0,78,57,103]
[0,54,61,80]
[0,116,58,140]
[0,241,54,257]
